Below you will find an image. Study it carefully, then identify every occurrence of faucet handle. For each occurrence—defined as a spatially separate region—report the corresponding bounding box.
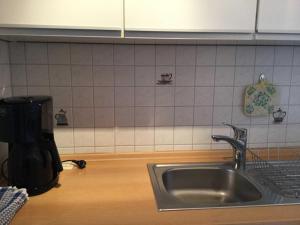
[223,123,247,141]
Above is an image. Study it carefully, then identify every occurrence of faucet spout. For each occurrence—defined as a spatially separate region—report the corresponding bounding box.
[211,134,247,170]
[211,135,245,151]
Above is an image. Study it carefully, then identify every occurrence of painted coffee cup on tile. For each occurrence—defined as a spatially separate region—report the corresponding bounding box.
[161,73,172,82]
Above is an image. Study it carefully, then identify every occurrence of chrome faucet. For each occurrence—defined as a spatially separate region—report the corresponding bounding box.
[211,123,247,170]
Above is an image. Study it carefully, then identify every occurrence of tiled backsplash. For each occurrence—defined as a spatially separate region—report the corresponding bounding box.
[4,42,300,154]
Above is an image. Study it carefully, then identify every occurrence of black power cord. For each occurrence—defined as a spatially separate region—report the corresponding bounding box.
[62,160,86,169]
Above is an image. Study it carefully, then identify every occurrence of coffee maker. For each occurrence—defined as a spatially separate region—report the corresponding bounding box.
[0,96,63,196]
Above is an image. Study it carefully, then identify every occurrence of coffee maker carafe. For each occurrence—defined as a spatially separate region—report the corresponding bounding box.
[0,96,63,195]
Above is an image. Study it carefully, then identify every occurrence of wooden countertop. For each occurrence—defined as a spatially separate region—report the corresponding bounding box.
[11,150,300,225]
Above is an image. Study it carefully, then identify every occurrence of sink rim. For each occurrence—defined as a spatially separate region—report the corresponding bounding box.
[148,162,300,211]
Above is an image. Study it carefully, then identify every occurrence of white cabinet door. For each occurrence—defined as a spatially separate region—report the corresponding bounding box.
[125,0,257,33]
[258,0,300,33]
[0,0,123,30]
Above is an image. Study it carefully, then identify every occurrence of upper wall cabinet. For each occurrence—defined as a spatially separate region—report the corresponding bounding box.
[0,0,123,31]
[257,0,300,33]
[125,0,257,33]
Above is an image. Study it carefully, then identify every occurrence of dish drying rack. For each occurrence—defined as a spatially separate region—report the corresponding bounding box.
[247,149,300,198]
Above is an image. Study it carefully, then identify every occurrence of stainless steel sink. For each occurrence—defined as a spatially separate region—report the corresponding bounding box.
[162,167,261,205]
[148,163,300,211]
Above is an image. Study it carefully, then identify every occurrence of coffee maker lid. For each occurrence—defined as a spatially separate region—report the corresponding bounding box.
[1,96,52,104]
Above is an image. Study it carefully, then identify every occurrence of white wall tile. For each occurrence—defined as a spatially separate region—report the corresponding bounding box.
[70,44,92,65]
[74,147,95,153]
[9,42,25,64]
[155,145,174,152]
[288,106,300,123]
[11,65,27,86]
[115,146,134,152]
[249,125,269,144]
[93,66,114,86]
[274,46,293,66]
[174,126,193,145]
[193,126,212,144]
[115,127,134,146]
[268,125,286,143]
[214,87,233,106]
[72,87,94,107]
[73,108,94,128]
[135,127,154,145]
[28,86,50,95]
[95,108,114,128]
[95,128,114,146]
[176,45,196,66]
[293,47,300,65]
[286,124,300,143]
[233,86,245,106]
[71,66,93,86]
[26,65,49,86]
[234,67,254,86]
[74,128,95,147]
[135,66,155,86]
[135,45,155,65]
[236,46,255,66]
[94,87,114,107]
[195,66,215,86]
[175,107,194,126]
[13,87,27,96]
[135,107,155,126]
[95,146,115,153]
[216,46,236,66]
[0,41,9,64]
[115,87,134,107]
[155,87,174,106]
[196,46,216,66]
[115,107,134,127]
[175,87,194,106]
[51,87,72,107]
[194,106,213,126]
[114,45,134,65]
[195,87,214,106]
[255,46,274,66]
[49,65,71,86]
[155,127,174,145]
[54,128,74,148]
[273,67,292,85]
[155,107,174,126]
[175,66,195,86]
[135,87,155,106]
[232,106,251,125]
[48,43,70,64]
[215,66,235,86]
[25,43,48,64]
[156,45,175,65]
[276,86,290,105]
[92,44,113,65]
[290,87,300,104]
[114,66,134,86]
[213,106,232,125]
[291,66,300,85]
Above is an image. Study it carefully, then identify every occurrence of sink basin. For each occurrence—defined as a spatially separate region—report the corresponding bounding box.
[148,162,300,211]
[162,167,262,205]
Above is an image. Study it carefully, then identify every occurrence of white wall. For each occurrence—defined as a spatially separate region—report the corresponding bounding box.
[8,42,300,154]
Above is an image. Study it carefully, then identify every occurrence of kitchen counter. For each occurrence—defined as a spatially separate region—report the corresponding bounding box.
[11,150,300,225]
